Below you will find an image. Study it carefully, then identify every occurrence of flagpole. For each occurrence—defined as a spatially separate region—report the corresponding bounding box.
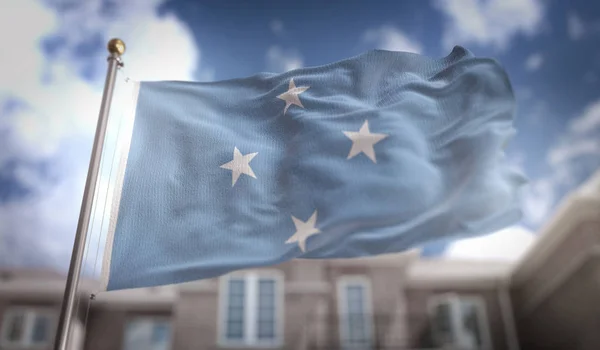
[53,38,126,350]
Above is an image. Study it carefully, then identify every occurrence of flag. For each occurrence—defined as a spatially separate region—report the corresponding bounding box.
[101,46,526,291]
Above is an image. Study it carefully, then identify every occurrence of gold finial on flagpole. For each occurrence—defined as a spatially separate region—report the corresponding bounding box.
[107,38,126,56]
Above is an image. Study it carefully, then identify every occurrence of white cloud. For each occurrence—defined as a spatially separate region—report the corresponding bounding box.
[548,139,600,166]
[1,0,201,155]
[270,19,284,36]
[522,178,555,225]
[525,53,544,71]
[362,25,422,53]
[446,225,536,261]
[550,99,600,169]
[522,98,600,226]
[0,0,202,270]
[435,0,545,50]
[0,1,56,100]
[0,156,85,266]
[569,99,600,134]
[567,12,585,40]
[266,46,304,72]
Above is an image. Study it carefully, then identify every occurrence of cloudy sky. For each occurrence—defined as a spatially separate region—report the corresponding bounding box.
[1,0,599,274]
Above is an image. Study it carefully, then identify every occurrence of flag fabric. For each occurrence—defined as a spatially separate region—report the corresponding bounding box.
[101,46,526,291]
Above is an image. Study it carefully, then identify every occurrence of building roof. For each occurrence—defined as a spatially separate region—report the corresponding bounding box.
[406,258,513,289]
[510,169,600,285]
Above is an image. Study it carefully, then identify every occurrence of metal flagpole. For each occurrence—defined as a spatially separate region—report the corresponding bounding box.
[53,38,126,350]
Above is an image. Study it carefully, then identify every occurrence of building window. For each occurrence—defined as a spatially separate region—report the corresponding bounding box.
[337,276,373,349]
[0,307,55,347]
[219,271,283,347]
[123,318,171,350]
[428,294,492,350]
[226,278,245,340]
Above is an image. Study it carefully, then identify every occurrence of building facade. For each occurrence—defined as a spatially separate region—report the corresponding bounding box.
[0,253,516,350]
[1,170,599,350]
[509,170,600,350]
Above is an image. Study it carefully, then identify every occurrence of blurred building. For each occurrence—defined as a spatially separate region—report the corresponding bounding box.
[0,170,598,350]
[509,169,600,350]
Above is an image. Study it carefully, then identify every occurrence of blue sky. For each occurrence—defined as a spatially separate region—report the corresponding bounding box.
[1,0,599,272]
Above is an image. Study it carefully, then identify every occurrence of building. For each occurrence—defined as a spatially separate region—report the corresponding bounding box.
[0,170,598,350]
[509,170,600,350]
[1,253,517,350]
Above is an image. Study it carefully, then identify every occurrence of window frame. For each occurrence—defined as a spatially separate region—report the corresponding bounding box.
[0,306,56,348]
[336,275,374,349]
[427,293,493,350]
[122,316,172,350]
[218,270,284,348]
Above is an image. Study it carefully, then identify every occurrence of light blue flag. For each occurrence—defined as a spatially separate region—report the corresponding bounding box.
[101,46,526,291]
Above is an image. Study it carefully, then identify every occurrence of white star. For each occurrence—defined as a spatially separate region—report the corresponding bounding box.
[285,210,321,253]
[277,78,310,115]
[220,147,258,187]
[343,120,388,163]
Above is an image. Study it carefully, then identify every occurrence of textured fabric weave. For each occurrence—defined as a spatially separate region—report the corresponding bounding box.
[102,46,526,291]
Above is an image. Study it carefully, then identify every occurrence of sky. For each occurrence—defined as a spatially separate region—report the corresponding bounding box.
[1,0,599,274]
